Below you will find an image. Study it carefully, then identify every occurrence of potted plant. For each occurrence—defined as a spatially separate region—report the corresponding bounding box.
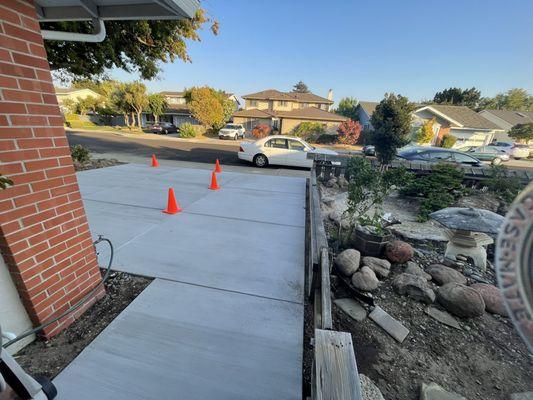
[339,157,411,256]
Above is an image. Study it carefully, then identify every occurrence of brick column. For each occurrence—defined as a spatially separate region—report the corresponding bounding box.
[0,0,104,338]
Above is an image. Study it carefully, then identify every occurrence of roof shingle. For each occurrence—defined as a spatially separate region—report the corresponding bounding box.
[480,109,533,126]
[242,89,333,104]
[420,105,501,130]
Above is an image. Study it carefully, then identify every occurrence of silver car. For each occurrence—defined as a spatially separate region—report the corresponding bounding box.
[218,124,245,140]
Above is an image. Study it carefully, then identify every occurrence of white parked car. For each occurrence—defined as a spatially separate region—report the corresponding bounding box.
[238,135,338,168]
[491,141,530,159]
[218,124,245,140]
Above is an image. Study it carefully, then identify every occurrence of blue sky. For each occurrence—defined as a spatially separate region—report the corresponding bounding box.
[110,0,533,104]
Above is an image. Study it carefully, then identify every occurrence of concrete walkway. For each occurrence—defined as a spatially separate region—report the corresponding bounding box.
[54,164,305,399]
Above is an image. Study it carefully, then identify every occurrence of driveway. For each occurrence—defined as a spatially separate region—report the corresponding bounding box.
[53,164,305,399]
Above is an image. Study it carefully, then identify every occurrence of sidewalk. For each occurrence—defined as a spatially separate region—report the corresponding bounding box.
[54,164,305,399]
[66,127,249,146]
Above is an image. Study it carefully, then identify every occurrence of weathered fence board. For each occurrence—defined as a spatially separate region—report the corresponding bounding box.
[313,329,362,400]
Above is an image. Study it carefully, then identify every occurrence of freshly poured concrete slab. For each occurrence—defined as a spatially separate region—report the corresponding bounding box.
[54,279,303,400]
[186,187,305,227]
[111,211,304,303]
[224,173,305,195]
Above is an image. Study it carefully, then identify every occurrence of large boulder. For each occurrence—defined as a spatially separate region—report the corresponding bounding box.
[436,283,485,318]
[405,261,432,281]
[359,374,385,400]
[385,240,414,263]
[470,283,508,316]
[334,249,361,276]
[362,257,391,279]
[328,211,351,229]
[420,382,467,400]
[427,264,467,286]
[351,266,379,292]
[393,273,435,304]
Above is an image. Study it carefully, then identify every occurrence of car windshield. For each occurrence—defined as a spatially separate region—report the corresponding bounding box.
[224,124,241,129]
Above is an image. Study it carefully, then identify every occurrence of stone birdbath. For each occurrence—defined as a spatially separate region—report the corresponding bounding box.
[429,207,504,270]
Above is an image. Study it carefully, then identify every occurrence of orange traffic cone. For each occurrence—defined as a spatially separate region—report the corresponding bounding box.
[209,171,220,190]
[151,154,159,167]
[162,188,182,214]
[214,159,222,173]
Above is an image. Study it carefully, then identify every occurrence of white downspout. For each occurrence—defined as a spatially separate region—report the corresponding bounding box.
[41,18,106,43]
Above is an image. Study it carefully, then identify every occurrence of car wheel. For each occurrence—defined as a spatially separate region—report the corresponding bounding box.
[234,134,238,141]
[492,157,502,165]
[253,154,268,168]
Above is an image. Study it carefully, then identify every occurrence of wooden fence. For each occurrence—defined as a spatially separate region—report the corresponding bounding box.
[307,165,362,400]
[308,153,532,185]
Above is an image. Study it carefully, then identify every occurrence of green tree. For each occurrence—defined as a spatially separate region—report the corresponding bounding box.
[433,87,480,108]
[292,81,310,93]
[213,92,237,129]
[44,9,218,80]
[75,95,101,116]
[370,93,416,165]
[187,87,225,129]
[148,94,168,124]
[292,121,325,141]
[123,82,149,127]
[336,97,359,120]
[508,122,533,142]
[415,118,435,144]
[478,88,532,111]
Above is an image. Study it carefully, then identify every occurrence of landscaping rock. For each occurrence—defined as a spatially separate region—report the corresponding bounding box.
[405,261,432,281]
[427,264,467,286]
[334,249,361,276]
[334,298,367,322]
[393,273,435,304]
[321,196,335,207]
[328,210,350,229]
[510,392,533,400]
[359,374,385,400]
[425,306,461,330]
[362,257,391,279]
[420,382,467,400]
[337,175,349,189]
[436,283,485,318]
[470,283,508,316]
[385,240,414,263]
[351,266,379,292]
[325,177,338,188]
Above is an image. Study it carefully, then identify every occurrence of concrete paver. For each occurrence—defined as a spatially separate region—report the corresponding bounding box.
[54,163,306,399]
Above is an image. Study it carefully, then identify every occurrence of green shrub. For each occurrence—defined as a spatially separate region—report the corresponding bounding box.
[179,123,197,138]
[401,163,466,221]
[440,135,457,148]
[485,165,523,204]
[314,133,338,144]
[293,122,325,141]
[70,144,91,164]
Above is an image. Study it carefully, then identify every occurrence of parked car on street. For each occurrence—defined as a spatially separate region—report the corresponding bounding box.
[491,141,530,159]
[238,135,338,168]
[150,122,178,135]
[457,145,510,165]
[362,145,375,156]
[397,147,483,167]
[218,124,245,140]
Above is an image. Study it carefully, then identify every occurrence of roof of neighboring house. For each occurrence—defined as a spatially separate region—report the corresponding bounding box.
[242,89,333,104]
[416,105,501,130]
[233,107,347,122]
[164,104,190,113]
[357,101,379,117]
[54,87,99,95]
[160,91,186,97]
[479,109,533,126]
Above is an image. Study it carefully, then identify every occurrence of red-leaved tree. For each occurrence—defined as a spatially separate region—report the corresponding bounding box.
[337,120,362,145]
[252,123,271,138]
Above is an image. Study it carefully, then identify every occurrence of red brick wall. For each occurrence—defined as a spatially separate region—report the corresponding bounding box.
[0,0,103,338]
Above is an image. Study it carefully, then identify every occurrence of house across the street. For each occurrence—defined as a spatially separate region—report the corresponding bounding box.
[412,105,504,147]
[54,87,101,113]
[143,91,240,127]
[356,101,379,131]
[232,89,347,134]
[478,109,533,142]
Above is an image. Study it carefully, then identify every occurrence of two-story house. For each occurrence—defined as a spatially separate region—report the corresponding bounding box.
[143,91,240,127]
[232,89,347,134]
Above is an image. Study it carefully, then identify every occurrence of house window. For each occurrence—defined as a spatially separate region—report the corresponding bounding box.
[278,101,288,107]
[300,102,309,108]
[249,100,258,107]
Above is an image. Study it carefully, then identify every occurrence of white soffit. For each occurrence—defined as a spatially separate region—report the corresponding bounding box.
[34,0,200,21]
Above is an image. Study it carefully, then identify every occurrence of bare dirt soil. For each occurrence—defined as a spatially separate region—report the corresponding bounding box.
[73,158,125,171]
[330,238,533,400]
[14,272,152,379]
